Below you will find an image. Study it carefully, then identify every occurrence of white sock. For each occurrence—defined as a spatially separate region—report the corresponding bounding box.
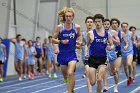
[114,84,118,92]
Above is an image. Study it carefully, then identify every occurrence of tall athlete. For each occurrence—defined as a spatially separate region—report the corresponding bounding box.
[82,16,94,93]
[129,26,139,82]
[34,37,44,76]
[103,19,120,93]
[47,36,57,78]
[52,7,81,93]
[121,22,134,86]
[110,18,128,92]
[85,14,114,93]
[9,34,27,81]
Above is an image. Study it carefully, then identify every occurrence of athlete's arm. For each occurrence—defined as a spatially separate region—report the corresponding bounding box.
[8,37,16,44]
[41,45,44,58]
[53,44,59,54]
[85,31,92,57]
[107,34,114,50]
[34,47,37,56]
[112,30,120,45]
[52,25,61,44]
[122,32,128,50]
[75,24,81,49]
[23,43,28,60]
[135,38,138,47]
[131,32,137,46]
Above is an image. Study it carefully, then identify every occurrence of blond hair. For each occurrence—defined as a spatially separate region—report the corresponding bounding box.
[58,7,75,23]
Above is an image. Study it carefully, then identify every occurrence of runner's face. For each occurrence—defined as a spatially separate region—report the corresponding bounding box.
[94,18,103,29]
[49,38,52,43]
[121,24,128,32]
[86,19,94,30]
[44,38,47,43]
[36,38,40,42]
[111,21,119,30]
[65,12,74,24]
[17,36,22,41]
[104,21,110,31]
[29,41,32,46]
[130,28,136,34]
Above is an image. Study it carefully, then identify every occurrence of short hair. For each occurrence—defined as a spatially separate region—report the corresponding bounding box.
[22,38,26,42]
[104,19,110,23]
[28,40,32,44]
[0,37,2,41]
[121,22,129,27]
[93,14,104,22]
[110,18,120,26]
[36,36,40,40]
[48,36,52,38]
[129,26,136,31]
[85,16,94,23]
[16,34,21,39]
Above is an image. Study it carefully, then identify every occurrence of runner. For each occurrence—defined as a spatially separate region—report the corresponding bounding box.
[82,16,94,93]
[121,22,134,86]
[129,26,139,83]
[27,40,36,80]
[9,34,27,81]
[52,7,81,93]
[85,14,114,93]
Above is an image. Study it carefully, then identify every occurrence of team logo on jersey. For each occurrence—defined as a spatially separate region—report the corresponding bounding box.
[69,32,75,38]
[63,32,75,38]
[103,38,107,44]
[96,38,107,44]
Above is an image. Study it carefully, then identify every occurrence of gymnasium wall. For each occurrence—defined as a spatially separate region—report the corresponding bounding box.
[70,0,140,35]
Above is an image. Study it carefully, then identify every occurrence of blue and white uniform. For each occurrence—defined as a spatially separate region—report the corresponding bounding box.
[57,23,78,65]
[47,43,55,61]
[15,41,25,62]
[27,46,35,65]
[121,31,133,58]
[106,30,117,62]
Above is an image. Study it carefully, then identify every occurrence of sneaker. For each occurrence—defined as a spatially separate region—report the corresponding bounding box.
[129,77,133,84]
[64,79,68,83]
[48,74,52,78]
[0,77,3,82]
[114,84,118,93]
[82,74,86,78]
[133,78,135,83]
[72,90,75,93]
[23,75,26,79]
[31,75,34,80]
[19,77,22,81]
[40,72,45,76]
[103,86,108,92]
[127,79,130,86]
[46,71,49,75]
[53,73,57,78]
[34,72,38,76]
[103,89,108,92]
